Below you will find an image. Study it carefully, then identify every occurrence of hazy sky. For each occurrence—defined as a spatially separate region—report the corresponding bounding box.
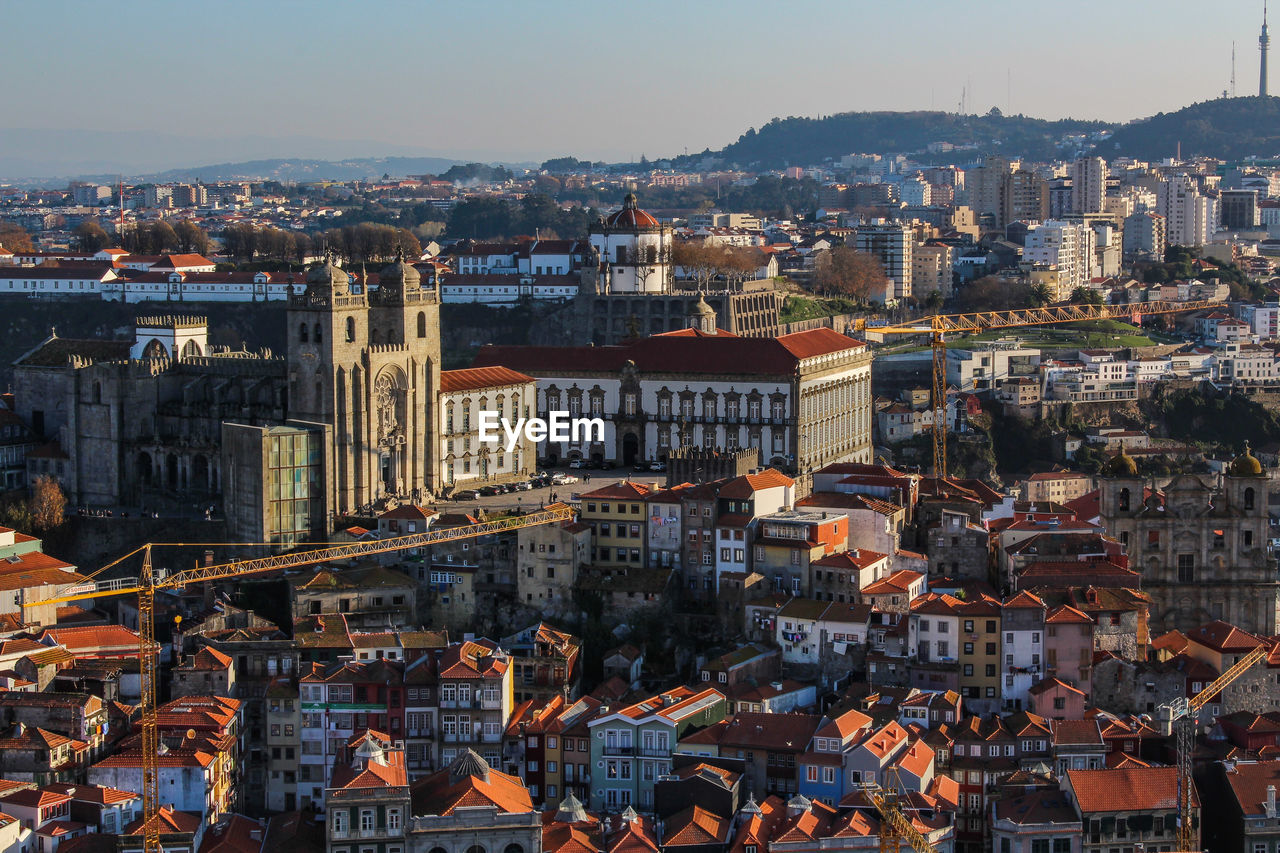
[3,0,1272,165]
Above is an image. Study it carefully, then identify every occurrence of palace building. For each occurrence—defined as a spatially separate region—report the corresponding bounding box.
[472,308,872,488]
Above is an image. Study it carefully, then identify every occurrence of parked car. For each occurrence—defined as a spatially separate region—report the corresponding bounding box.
[649,462,666,472]
[568,459,588,469]
[479,485,501,497]
[600,460,617,470]
[454,490,479,501]
[632,461,650,472]
[553,474,579,485]
[513,481,533,491]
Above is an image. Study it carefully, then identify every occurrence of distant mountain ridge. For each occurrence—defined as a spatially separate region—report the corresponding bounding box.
[141,156,471,183]
[673,110,1116,169]
[1094,96,1280,161]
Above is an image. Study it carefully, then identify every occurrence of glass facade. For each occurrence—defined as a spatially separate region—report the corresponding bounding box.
[268,429,323,546]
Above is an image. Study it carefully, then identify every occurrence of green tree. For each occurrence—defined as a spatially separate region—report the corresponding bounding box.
[1068,286,1104,306]
[173,219,211,255]
[1028,281,1054,307]
[72,219,110,253]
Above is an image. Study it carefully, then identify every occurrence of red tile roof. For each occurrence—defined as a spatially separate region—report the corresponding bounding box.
[472,327,865,377]
[862,570,923,596]
[1223,759,1280,817]
[662,806,728,846]
[1045,604,1093,624]
[412,759,532,816]
[41,625,141,655]
[1186,620,1265,653]
[1067,766,1197,812]
[718,469,794,498]
[440,366,535,393]
[580,481,655,500]
[181,647,232,671]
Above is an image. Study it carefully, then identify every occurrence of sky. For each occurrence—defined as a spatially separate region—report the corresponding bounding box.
[1,0,1272,172]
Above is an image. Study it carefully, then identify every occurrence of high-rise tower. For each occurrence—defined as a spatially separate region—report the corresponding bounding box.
[1262,2,1271,97]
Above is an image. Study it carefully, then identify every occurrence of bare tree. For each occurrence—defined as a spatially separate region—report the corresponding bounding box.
[28,475,65,532]
[671,240,719,291]
[815,246,888,303]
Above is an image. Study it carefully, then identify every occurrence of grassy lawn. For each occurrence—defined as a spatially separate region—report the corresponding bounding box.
[877,319,1156,354]
[780,295,860,323]
[965,319,1155,349]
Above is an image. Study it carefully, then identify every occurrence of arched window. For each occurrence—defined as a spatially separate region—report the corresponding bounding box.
[314,323,322,344]
[181,339,202,359]
[346,316,356,343]
[371,329,380,344]
[504,845,524,853]
[1245,487,1256,510]
[467,846,486,853]
[417,311,427,338]
[1118,488,1130,512]
[299,323,309,343]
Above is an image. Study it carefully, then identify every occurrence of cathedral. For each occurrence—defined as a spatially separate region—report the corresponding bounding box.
[1098,446,1280,636]
[286,253,442,514]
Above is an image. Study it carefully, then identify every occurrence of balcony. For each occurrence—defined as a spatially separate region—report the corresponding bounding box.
[603,744,636,756]
[407,728,434,738]
[480,696,502,710]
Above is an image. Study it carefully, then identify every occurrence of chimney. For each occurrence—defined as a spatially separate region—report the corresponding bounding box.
[1267,785,1276,818]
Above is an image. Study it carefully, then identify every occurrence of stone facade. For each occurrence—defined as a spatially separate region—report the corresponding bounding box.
[12,318,286,507]
[1099,455,1280,635]
[287,256,442,513]
[576,285,784,344]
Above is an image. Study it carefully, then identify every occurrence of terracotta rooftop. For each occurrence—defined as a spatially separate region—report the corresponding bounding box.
[1067,766,1197,812]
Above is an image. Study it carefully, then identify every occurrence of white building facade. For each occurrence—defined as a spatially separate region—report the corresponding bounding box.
[473,328,873,479]
[437,367,538,489]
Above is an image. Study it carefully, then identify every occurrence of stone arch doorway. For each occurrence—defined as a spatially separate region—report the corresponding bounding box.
[166,455,179,491]
[137,452,153,485]
[622,432,639,466]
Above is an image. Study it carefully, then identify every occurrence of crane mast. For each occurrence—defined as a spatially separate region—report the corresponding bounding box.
[31,503,575,853]
[1162,642,1269,851]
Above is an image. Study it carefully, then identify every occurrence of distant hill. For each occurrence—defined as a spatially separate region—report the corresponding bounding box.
[141,156,471,183]
[677,111,1115,169]
[1096,96,1280,161]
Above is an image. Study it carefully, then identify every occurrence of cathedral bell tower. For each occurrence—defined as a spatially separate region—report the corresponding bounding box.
[287,252,442,516]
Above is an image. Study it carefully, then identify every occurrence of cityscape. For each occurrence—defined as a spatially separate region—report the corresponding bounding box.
[9,3,1280,853]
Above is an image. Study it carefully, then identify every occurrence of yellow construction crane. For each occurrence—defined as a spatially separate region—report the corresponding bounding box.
[854,299,1225,479]
[30,502,576,853]
[868,776,938,853]
[1161,642,1269,851]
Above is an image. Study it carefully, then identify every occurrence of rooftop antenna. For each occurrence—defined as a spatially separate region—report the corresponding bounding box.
[1233,40,1238,97]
